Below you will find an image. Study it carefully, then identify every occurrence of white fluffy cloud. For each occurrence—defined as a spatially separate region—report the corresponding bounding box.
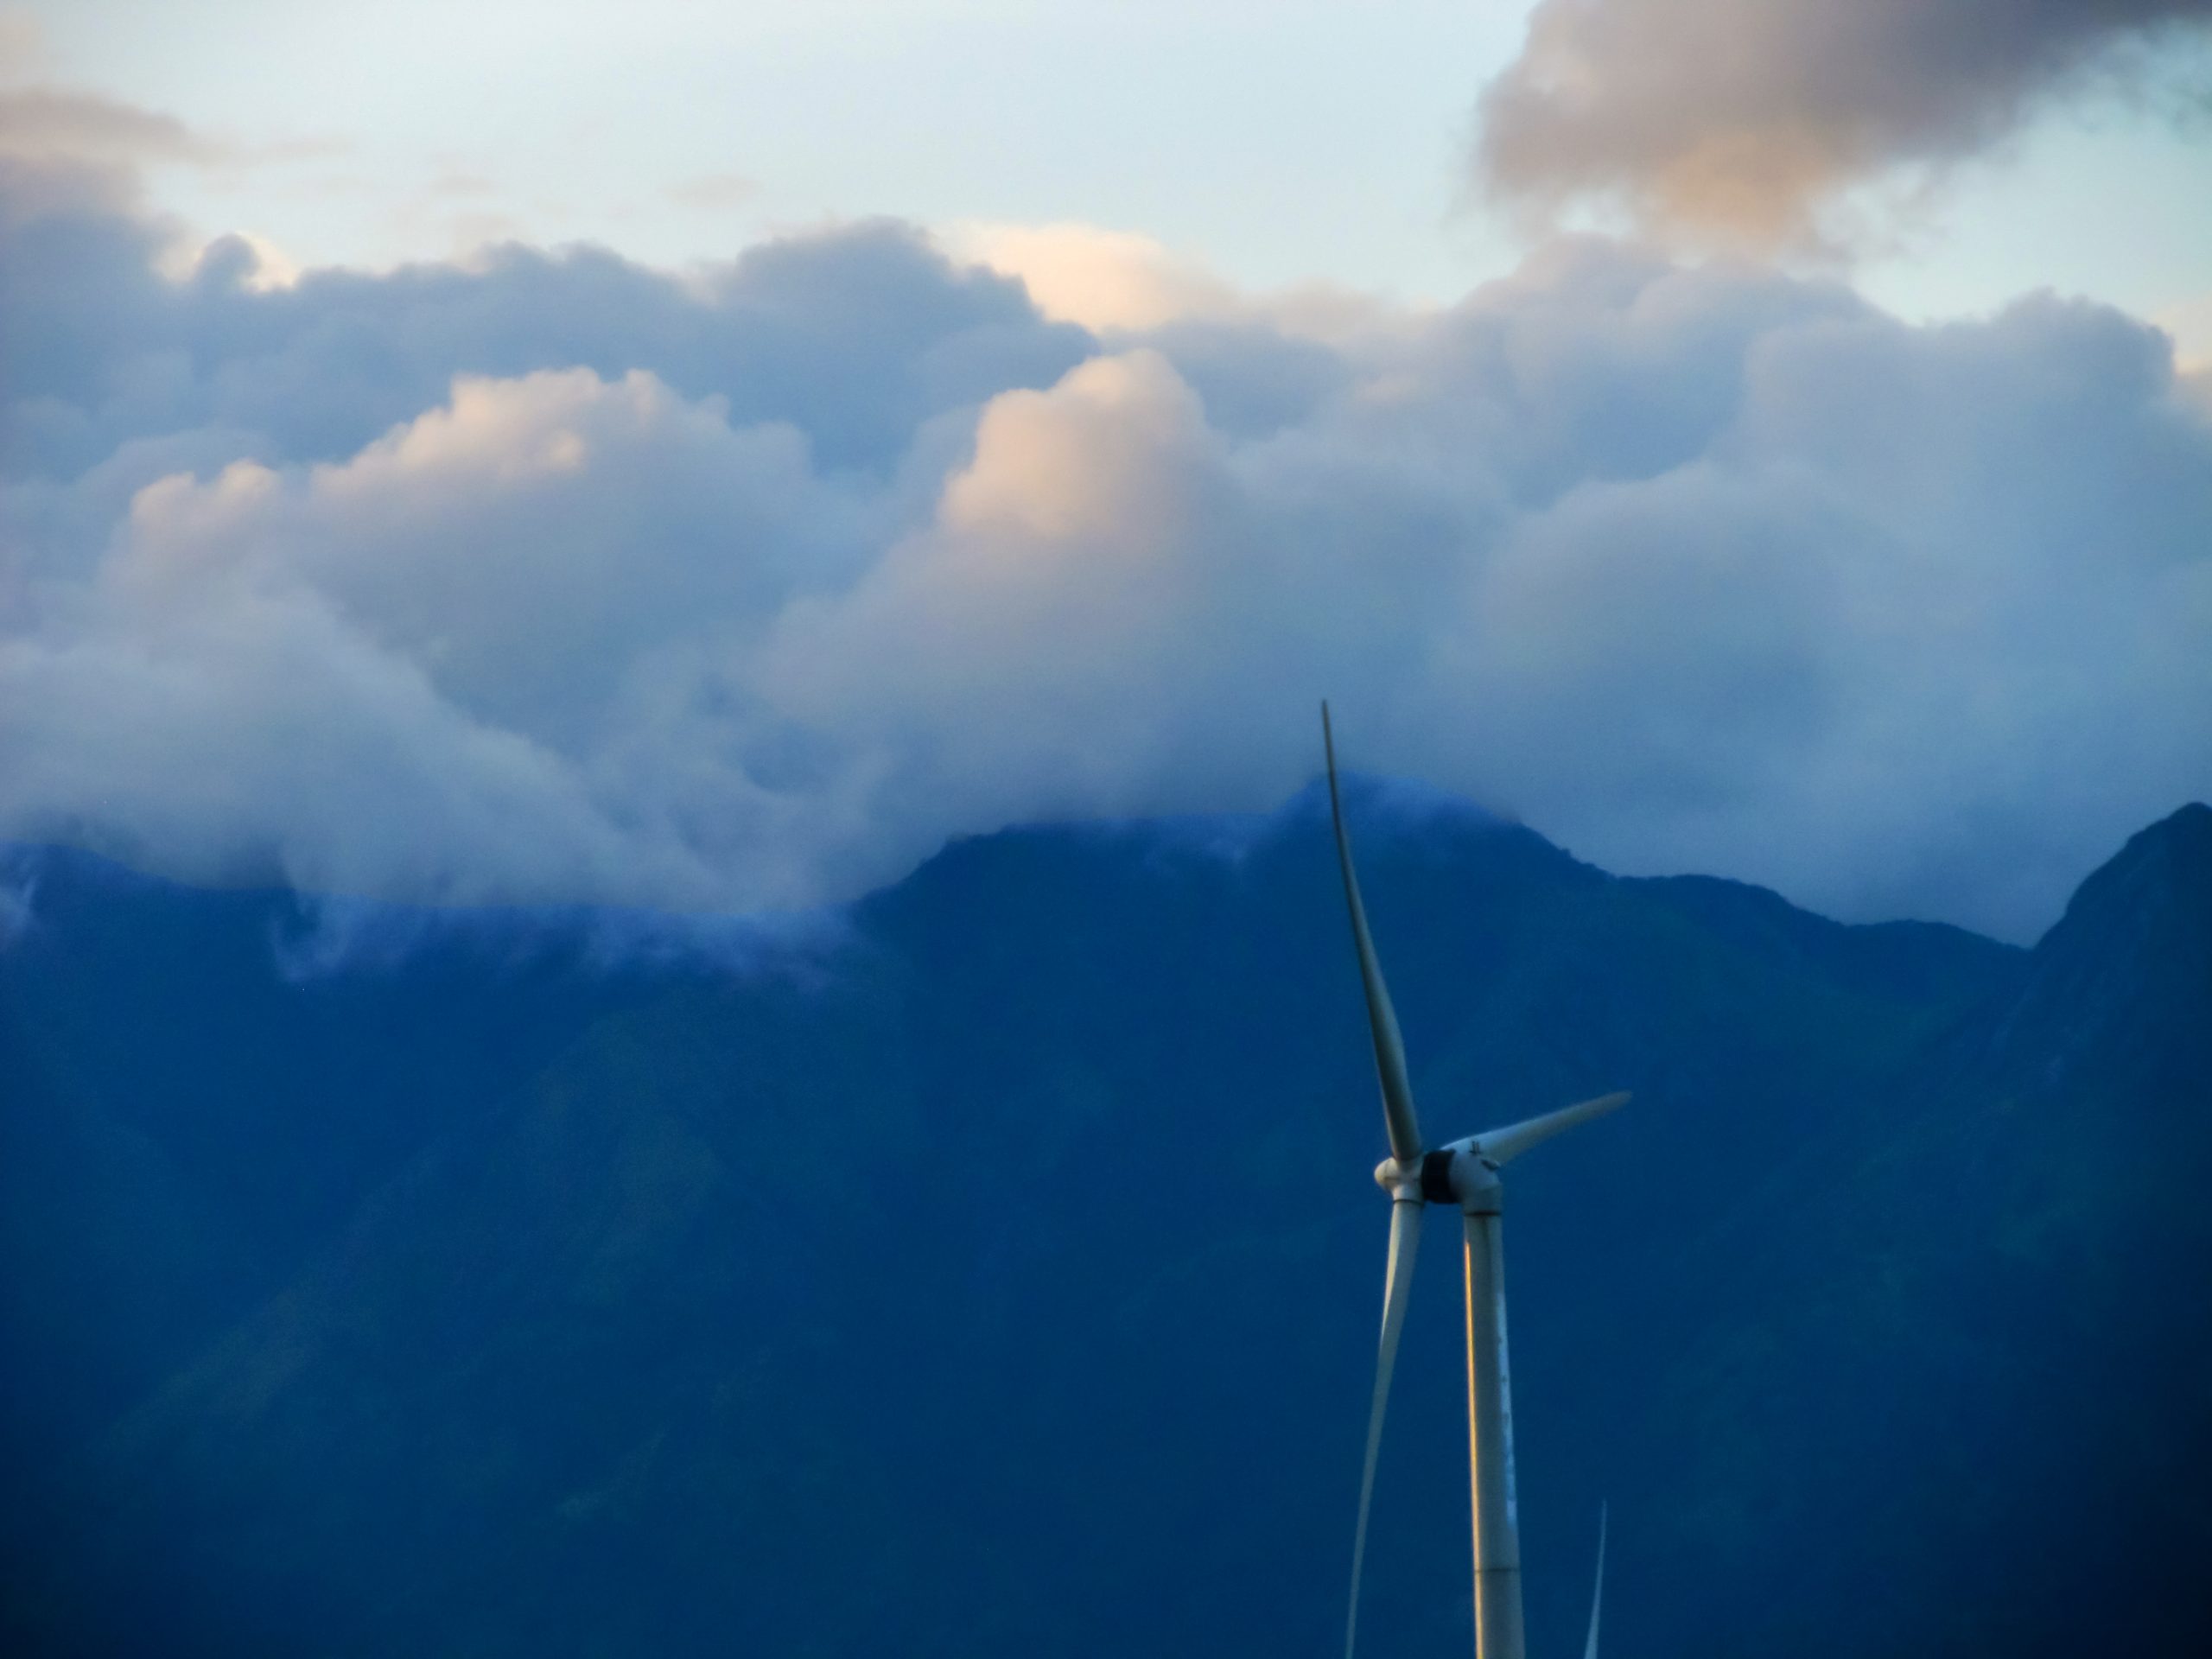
[958,223,1242,333]
[3,144,2209,940]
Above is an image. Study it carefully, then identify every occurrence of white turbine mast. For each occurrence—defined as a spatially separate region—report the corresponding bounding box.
[1325,703,1623,1659]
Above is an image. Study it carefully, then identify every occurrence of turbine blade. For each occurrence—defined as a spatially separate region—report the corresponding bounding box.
[1583,1502,1609,1659]
[1322,702,1422,1165]
[1469,1090,1630,1168]
[1346,1196,1422,1659]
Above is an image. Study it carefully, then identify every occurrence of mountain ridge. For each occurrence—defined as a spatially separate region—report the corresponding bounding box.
[3,798,2208,1656]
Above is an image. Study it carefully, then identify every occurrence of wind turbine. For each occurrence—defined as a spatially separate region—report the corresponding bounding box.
[1324,703,1624,1659]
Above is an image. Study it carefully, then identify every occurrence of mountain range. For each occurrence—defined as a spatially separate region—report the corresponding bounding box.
[3,784,2208,1657]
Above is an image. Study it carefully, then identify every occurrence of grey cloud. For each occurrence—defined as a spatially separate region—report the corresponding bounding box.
[0,81,340,199]
[0,86,225,166]
[2,156,1091,481]
[1476,0,2212,245]
[2,170,2208,943]
[1116,317,1351,441]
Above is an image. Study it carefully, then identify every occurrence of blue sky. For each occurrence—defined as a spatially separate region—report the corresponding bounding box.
[2,1,2209,941]
[18,1,2212,351]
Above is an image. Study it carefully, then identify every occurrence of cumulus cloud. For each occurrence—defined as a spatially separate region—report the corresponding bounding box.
[960,222,1242,332]
[3,149,2209,941]
[961,219,1392,350]
[1476,0,2212,247]
[0,181,1088,485]
[2158,290,2212,372]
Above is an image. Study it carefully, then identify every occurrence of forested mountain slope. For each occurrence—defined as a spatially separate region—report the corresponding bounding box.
[3,792,2205,1656]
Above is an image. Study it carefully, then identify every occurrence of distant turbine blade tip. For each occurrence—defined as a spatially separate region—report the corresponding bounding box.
[1582,1501,1608,1659]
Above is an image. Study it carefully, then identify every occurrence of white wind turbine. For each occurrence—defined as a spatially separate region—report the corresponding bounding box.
[1325,704,1624,1659]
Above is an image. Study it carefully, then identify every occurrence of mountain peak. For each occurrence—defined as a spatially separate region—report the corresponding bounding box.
[1990,802,2212,1090]
[2044,801,2212,945]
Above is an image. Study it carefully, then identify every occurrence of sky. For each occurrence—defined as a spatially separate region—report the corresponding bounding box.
[3,0,2210,942]
[15,1,2212,349]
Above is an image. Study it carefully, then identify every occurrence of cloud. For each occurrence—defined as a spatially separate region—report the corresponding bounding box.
[0,86,226,166]
[0,865,31,948]
[959,222,1241,332]
[0,76,340,301]
[0,79,340,176]
[2158,289,2212,372]
[156,230,301,291]
[3,157,2209,942]
[0,182,1090,483]
[1475,0,2212,247]
[958,220,1389,349]
[0,83,221,225]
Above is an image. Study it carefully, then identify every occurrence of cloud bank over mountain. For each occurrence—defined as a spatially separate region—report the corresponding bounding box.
[3,115,2209,942]
[1476,0,2212,246]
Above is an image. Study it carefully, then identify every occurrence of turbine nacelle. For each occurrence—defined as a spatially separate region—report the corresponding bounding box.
[1325,702,1627,1659]
[1370,1147,1503,1211]
[1370,1090,1633,1211]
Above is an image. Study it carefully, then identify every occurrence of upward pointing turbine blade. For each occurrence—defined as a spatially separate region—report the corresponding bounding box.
[1322,702,1422,1166]
[1583,1503,1609,1659]
[1346,1195,1422,1659]
[1466,1091,1630,1168]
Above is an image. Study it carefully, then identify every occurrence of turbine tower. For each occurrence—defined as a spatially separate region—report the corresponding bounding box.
[1325,704,1624,1659]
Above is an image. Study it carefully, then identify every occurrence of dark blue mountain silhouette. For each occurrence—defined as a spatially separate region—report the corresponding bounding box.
[3,794,2206,1656]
